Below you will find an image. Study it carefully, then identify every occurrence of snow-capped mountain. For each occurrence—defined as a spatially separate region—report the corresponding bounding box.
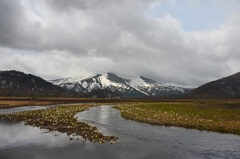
[125,76,188,97]
[51,76,90,93]
[51,73,190,98]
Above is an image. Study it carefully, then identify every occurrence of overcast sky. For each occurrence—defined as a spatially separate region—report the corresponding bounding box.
[0,0,240,87]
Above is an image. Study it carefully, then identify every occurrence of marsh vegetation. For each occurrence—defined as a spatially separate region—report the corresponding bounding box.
[0,104,118,144]
[114,102,240,135]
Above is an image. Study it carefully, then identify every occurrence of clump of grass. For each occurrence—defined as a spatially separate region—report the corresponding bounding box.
[0,104,118,144]
[114,102,240,135]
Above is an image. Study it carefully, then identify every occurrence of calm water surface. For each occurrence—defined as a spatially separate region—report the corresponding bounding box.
[0,105,240,159]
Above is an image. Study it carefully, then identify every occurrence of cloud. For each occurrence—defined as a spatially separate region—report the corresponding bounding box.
[0,0,240,87]
[0,0,42,49]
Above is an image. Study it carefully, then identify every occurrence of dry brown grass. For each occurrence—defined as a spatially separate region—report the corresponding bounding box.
[0,100,63,109]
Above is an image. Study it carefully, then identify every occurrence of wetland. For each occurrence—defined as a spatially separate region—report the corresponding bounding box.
[0,103,240,159]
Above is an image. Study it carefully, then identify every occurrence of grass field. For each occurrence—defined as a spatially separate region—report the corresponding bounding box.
[114,102,240,135]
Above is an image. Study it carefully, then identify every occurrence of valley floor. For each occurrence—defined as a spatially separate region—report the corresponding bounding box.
[1,97,240,136]
[0,97,196,109]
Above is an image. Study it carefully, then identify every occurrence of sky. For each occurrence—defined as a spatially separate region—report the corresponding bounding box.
[0,0,240,87]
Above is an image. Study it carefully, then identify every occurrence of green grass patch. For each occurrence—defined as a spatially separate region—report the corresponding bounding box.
[0,104,118,144]
[114,102,240,135]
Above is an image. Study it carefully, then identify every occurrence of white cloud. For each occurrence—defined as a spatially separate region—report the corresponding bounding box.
[0,0,240,87]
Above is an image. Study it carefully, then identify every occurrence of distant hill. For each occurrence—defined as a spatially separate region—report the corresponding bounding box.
[189,72,240,98]
[0,70,73,97]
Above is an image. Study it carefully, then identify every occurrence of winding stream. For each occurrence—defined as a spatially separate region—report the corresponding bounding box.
[0,105,240,159]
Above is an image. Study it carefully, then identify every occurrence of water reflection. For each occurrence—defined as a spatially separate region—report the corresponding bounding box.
[0,105,240,159]
[0,121,72,149]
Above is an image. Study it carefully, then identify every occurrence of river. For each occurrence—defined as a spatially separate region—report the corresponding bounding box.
[0,105,240,159]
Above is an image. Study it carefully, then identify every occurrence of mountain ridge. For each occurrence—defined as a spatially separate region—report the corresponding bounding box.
[0,70,74,97]
[51,72,190,98]
[1,70,240,98]
[189,72,240,98]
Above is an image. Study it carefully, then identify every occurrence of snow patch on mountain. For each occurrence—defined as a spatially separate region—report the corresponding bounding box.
[51,76,90,85]
[127,77,152,88]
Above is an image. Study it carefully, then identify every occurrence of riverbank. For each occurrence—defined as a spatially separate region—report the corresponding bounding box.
[0,104,117,144]
[114,102,240,135]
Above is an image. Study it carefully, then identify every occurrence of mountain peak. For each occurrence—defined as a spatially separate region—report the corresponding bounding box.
[51,73,189,98]
[140,76,157,84]
[106,72,126,84]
